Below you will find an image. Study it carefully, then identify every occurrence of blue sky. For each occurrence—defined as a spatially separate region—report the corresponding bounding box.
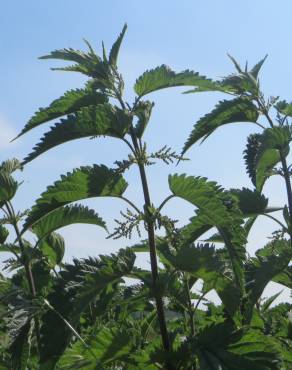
[1,0,292,302]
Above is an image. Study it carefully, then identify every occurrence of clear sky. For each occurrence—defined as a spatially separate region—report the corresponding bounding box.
[1,0,292,303]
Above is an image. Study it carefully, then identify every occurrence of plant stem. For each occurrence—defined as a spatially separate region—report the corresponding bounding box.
[5,201,41,354]
[185,277,195,336]
[130,132,173,366]
[116,89,174,369]
[280,150,292,234]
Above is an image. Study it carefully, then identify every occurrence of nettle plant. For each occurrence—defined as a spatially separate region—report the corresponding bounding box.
[1,25,292,369]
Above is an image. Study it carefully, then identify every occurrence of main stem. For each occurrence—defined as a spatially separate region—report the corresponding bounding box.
[131,133,171,351]
[117,91,173,368]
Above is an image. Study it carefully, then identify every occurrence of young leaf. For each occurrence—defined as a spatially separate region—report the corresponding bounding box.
[23,104,132,164]
[134,65,215,97]
[109,23,127,68]
[24,165,128,229]
[182,97,259,155]
[15,88,107,139]
[0,159,22,174]
[39,44,105,79]
[275,100,292,117]
[39,232,65,266]
[250,55,268,78]
[0,226,9,244]
[32,204,107,240]
[133,100,154,138]
[255,127,291,191]
[0,172,18,203]
[244,133,261,187]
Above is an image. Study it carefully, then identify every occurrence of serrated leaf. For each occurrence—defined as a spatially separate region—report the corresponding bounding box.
[244,133,261,187]
[275,100,292,117]
[133,100,154,138]
[169,174,246,292]
[39,248,135,367]
[250,55,268,78]
[255,127,291,191]
[39,43,106,79]
[182,97,259,155]
[32,204,106,241]
[10,320,31,370]
[39,232,65,266]
[0,159,22,174]
[0,172,18,203]
[244,239,292,323]
[109,24,127,68]
[195,323,281,370]
[23,104,132,164]
[134,65,215,97]
[59,327,133,368]
[16,88,107,139]
[24,165,127,229]
[230,188,268,217]
[0,226,9,244]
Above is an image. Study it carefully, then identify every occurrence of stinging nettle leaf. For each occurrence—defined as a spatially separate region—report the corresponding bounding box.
[169,174,246,292]
[244,133,261,187]
[39,232,65,266]
[109,23,127,68]
[15,88,108,140]
[134,64,215,97]
[182,97,259,155]
[255,126,291,191]
[250,55,268,78]
[22,104,132,164]
[24,165,128,229]
[32,204,107,240]
[133,100,154,138]
[0,172,18,203]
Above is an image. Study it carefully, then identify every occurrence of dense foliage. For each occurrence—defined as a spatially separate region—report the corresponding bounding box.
[1,25,292,369]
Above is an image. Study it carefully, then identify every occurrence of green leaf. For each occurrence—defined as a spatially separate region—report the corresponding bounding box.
[0,226,9,244]
[244,133,261,187]
[10,320,31,370]
[256,127,291,191]
[182,97,259,155]
[230,188,269,217]
[39,42,106,79]
[24,165,128,229]
[169,174,246,292]
[195,323,281,370]
[250,55,268,78]
[109,24,127,68]
[244,239,292,323]
[39,248,135,367]
[0,244,20,254]
[159,242,223,280]
[133,100,154,138]
[134,65,215,97]
[15,88,107,139]
[23,104,132,164]
[0,159,22,174]
[59,327,133,368]
[275,100,292,117]
[0,172,18,203]
[39,232,65,266]
[32,204,106,241]
[261,290,283,311]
